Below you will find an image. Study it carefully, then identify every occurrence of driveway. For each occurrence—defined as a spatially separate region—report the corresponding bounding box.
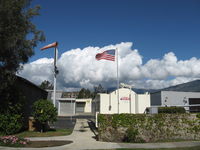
[50,113,95,129]
[50,117,76,129]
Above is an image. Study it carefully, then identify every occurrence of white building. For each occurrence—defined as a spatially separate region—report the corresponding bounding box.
[93,88,150,114]
[151,91,200,112]
[47,90,92,116]
[57,98,92,116]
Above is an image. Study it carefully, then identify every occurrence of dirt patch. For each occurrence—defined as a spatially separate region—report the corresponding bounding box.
[24,140,73,148]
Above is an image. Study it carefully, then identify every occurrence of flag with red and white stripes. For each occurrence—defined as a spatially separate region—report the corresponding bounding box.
[95,49,115,61]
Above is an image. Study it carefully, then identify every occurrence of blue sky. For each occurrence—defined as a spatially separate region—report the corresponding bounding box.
[30,0,200,63]
[20,0,200,90]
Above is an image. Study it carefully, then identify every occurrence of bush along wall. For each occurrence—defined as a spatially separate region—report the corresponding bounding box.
[158,107,186,114]
[98,113,200,143]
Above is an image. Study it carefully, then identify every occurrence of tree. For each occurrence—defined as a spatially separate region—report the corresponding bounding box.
[0,0,45,74]
[78,88,92,98]
[32,99,57,132]
[0,0,45,134]
[94,84,106,93]
[0,0,45,112]
[39,80,53,90]
[93,84,106,98]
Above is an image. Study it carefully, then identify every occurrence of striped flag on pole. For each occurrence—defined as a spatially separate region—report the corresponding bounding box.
[95,49,115,61]
[40,42,58,50]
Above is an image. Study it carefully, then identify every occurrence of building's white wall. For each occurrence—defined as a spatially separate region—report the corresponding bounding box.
[161,91,200,106]
[117,88,136,114]
[97,88,150,114]
[93,95,100,113]
[100,94,110,113]
[84,99,92,112]
[137,94,150,113]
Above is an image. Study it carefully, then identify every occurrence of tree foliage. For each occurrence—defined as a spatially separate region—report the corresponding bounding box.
[0,0,45,74]
[0,113,23,135]
[0,0,45,134]
[0,80,26,135]
[32,99,57,132]
[39,80,53,90]
[78,88,92,98]
[78,85,107,99]
[93,84,106,98]
[0,0,45,112]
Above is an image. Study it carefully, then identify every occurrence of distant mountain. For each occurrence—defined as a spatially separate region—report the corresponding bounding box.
[157,80,200,92]
[133,88,157,94]
[107,80,200,94]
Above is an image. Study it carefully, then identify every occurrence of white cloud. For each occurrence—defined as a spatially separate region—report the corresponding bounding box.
[19,58,54,84]
[136,77,197,89]
[18,42,200,91]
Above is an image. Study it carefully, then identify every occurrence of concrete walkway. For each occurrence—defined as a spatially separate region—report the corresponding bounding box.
[1,119,200,150]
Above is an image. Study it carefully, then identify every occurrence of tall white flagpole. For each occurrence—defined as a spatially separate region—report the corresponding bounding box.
[53,45,58,107]
[116,48,119,114]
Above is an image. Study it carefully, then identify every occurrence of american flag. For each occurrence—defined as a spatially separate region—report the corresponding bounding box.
[95,49,115,61]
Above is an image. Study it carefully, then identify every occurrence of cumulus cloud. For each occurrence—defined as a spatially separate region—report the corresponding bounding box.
[18,42,200,91]
[19,58,54,84]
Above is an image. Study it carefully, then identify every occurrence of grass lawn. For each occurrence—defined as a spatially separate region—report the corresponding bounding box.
[14,128,73,138]
[97,146,200,150]
[24,140,72,148]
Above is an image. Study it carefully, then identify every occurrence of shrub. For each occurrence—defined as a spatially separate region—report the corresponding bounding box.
[158,106,186,114]
[0,113,23,135]
[0,136,29,147]
[0,86,25,135]
[124,127,138,142]
[196,113,200,119]
[124,127,145,143]
[32,99,57,132]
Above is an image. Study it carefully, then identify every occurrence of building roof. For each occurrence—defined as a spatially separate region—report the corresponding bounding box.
[17,76,47,94]
[61,91,79,98]
[57,98,76,101]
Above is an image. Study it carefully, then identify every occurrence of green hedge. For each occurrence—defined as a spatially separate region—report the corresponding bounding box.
[98,113,200,142]
[158,106,186,114]
[0,113,23,135]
